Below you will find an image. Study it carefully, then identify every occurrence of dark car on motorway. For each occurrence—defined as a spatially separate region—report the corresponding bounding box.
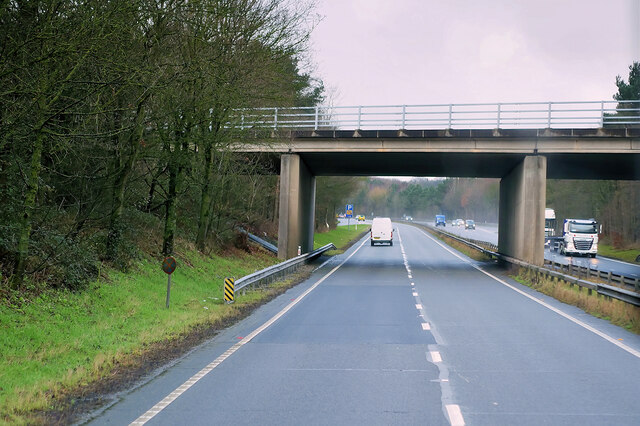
[465,220,475,230]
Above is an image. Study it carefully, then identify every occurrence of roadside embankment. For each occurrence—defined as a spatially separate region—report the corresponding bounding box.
[0,227,365,424]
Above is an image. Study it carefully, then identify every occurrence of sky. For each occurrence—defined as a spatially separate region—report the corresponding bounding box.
[308,0,640,107]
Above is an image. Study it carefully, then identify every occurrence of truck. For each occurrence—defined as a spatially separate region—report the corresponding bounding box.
[435,214,446,227]
[553,218,599,258]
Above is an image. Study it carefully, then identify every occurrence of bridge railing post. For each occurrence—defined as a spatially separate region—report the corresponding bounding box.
[314,106,319,130]
[497,103,501,128]
[357,106,362,129]
[273,107,278,130]
[600,101,605,127]
[448,104,452,128]
[401,105,406,129]
[547,102,552,128]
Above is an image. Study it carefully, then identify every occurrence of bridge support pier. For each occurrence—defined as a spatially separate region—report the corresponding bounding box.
[278,154,316,259]
[498,155,547,266]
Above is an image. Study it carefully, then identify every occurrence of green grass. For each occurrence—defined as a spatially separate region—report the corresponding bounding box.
[314,225,370,254]
[0,248,278,423]
[0,228,367,423]
[598,243,640,264]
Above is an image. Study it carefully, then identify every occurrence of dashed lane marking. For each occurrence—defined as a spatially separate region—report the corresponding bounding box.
[445,404,465,426]
[415,304,422,310]
[422,322,431,330]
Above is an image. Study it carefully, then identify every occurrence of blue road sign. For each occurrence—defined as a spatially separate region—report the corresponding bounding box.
[345,204,353,218]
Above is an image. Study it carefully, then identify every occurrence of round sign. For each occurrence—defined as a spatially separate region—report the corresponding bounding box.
[162,256,177,274]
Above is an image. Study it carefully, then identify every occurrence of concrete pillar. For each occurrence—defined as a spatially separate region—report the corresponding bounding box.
[277,154,316,259]
[498,156,547,266]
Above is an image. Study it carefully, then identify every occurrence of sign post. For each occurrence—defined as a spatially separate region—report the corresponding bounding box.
[345,204,353,230]
[162,256,177,308]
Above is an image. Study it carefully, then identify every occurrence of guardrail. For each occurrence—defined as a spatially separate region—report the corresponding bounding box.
[416,223,640,307]
[237,100,640,131]
[238,227,278,254]
[234,243,336,293]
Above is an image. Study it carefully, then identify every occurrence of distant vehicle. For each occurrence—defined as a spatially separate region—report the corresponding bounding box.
[557,218,599,257]
[357,215,365,222]
[405,215,413,221]
[455,219,464,227]
[371,217,393,246]
[435,215,446,227]
[465,220,475,229]
[545,208,556,237]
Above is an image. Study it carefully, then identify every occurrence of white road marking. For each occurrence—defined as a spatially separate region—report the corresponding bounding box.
[408,274,413,279]
[417,228,640,360]
[413,291,418,297]
[422,322,431,330]
[445,404,465,426]
[130,238,370,425]
[429,351,442,363]
[415,304,422,310]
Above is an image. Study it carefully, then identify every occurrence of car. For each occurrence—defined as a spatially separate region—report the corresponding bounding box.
[465,219,475,230]
[406,216,413,221]
[357,215,365,222]
[454,219,464,227]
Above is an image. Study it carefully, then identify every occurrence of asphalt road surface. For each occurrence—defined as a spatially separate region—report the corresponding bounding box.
[86,223,640,425]
[427,221,640,280]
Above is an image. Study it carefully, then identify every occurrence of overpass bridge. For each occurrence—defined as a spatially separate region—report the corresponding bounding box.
[236,100,640,264]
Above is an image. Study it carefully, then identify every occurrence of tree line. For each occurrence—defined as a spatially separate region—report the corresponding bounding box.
[0,0,323,290]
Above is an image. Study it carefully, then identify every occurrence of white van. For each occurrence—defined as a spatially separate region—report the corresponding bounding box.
[371,217,393,246]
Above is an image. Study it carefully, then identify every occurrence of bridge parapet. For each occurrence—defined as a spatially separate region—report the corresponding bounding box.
[239,100,640,131]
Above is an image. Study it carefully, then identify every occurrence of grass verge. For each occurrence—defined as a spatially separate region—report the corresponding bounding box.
[314,225,370,255]
[598,243,640,264]
[1,227,364,424]
[512,267,640,334]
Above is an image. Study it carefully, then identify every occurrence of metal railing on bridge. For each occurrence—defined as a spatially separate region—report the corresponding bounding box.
[237,100,640,131]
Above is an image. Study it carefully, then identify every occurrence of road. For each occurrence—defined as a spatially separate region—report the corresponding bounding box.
[425,221,640,280]
[86,223,640,425]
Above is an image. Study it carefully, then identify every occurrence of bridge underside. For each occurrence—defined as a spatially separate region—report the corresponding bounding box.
[256,128,640,262]
[293,152,639,180]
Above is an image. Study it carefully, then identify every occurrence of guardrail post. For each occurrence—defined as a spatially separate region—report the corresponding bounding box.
[401,105,406,129]
[497,103,501,128]
[547,102,552,128]
[635,278,639,292]
[273,107,278,130]
[607,271,611,284]
[357,106,362,129]
[241,113,245,130]
[600,101,605,127]
[448,104,453,128]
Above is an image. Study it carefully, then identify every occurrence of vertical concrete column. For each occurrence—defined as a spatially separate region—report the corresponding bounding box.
[277,154,316,259]
[498,156,547,266]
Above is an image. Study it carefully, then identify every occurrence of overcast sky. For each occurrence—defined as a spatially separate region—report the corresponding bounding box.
[309,0,640,107]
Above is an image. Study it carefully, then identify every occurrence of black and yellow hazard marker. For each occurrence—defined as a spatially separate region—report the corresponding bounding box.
[224,277,235,303]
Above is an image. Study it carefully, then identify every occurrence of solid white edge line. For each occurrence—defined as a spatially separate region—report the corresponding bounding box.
[445,404,465,426]
[418,228,640,360]
[130,238,369,425]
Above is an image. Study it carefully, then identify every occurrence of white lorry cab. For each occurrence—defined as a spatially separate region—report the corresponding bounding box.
[371,217,393,246]
[559,218,599,257]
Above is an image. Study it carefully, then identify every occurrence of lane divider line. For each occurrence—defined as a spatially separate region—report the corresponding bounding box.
[422,322,431,330]
[417,228,640,360]
[445,404,466,426]
[429,351,443,363]
[130,237,370,425]
[415,304,422,310]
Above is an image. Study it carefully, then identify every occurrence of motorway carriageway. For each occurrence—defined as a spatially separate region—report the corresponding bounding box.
[423,221,640,280]
[86,223,640,425]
